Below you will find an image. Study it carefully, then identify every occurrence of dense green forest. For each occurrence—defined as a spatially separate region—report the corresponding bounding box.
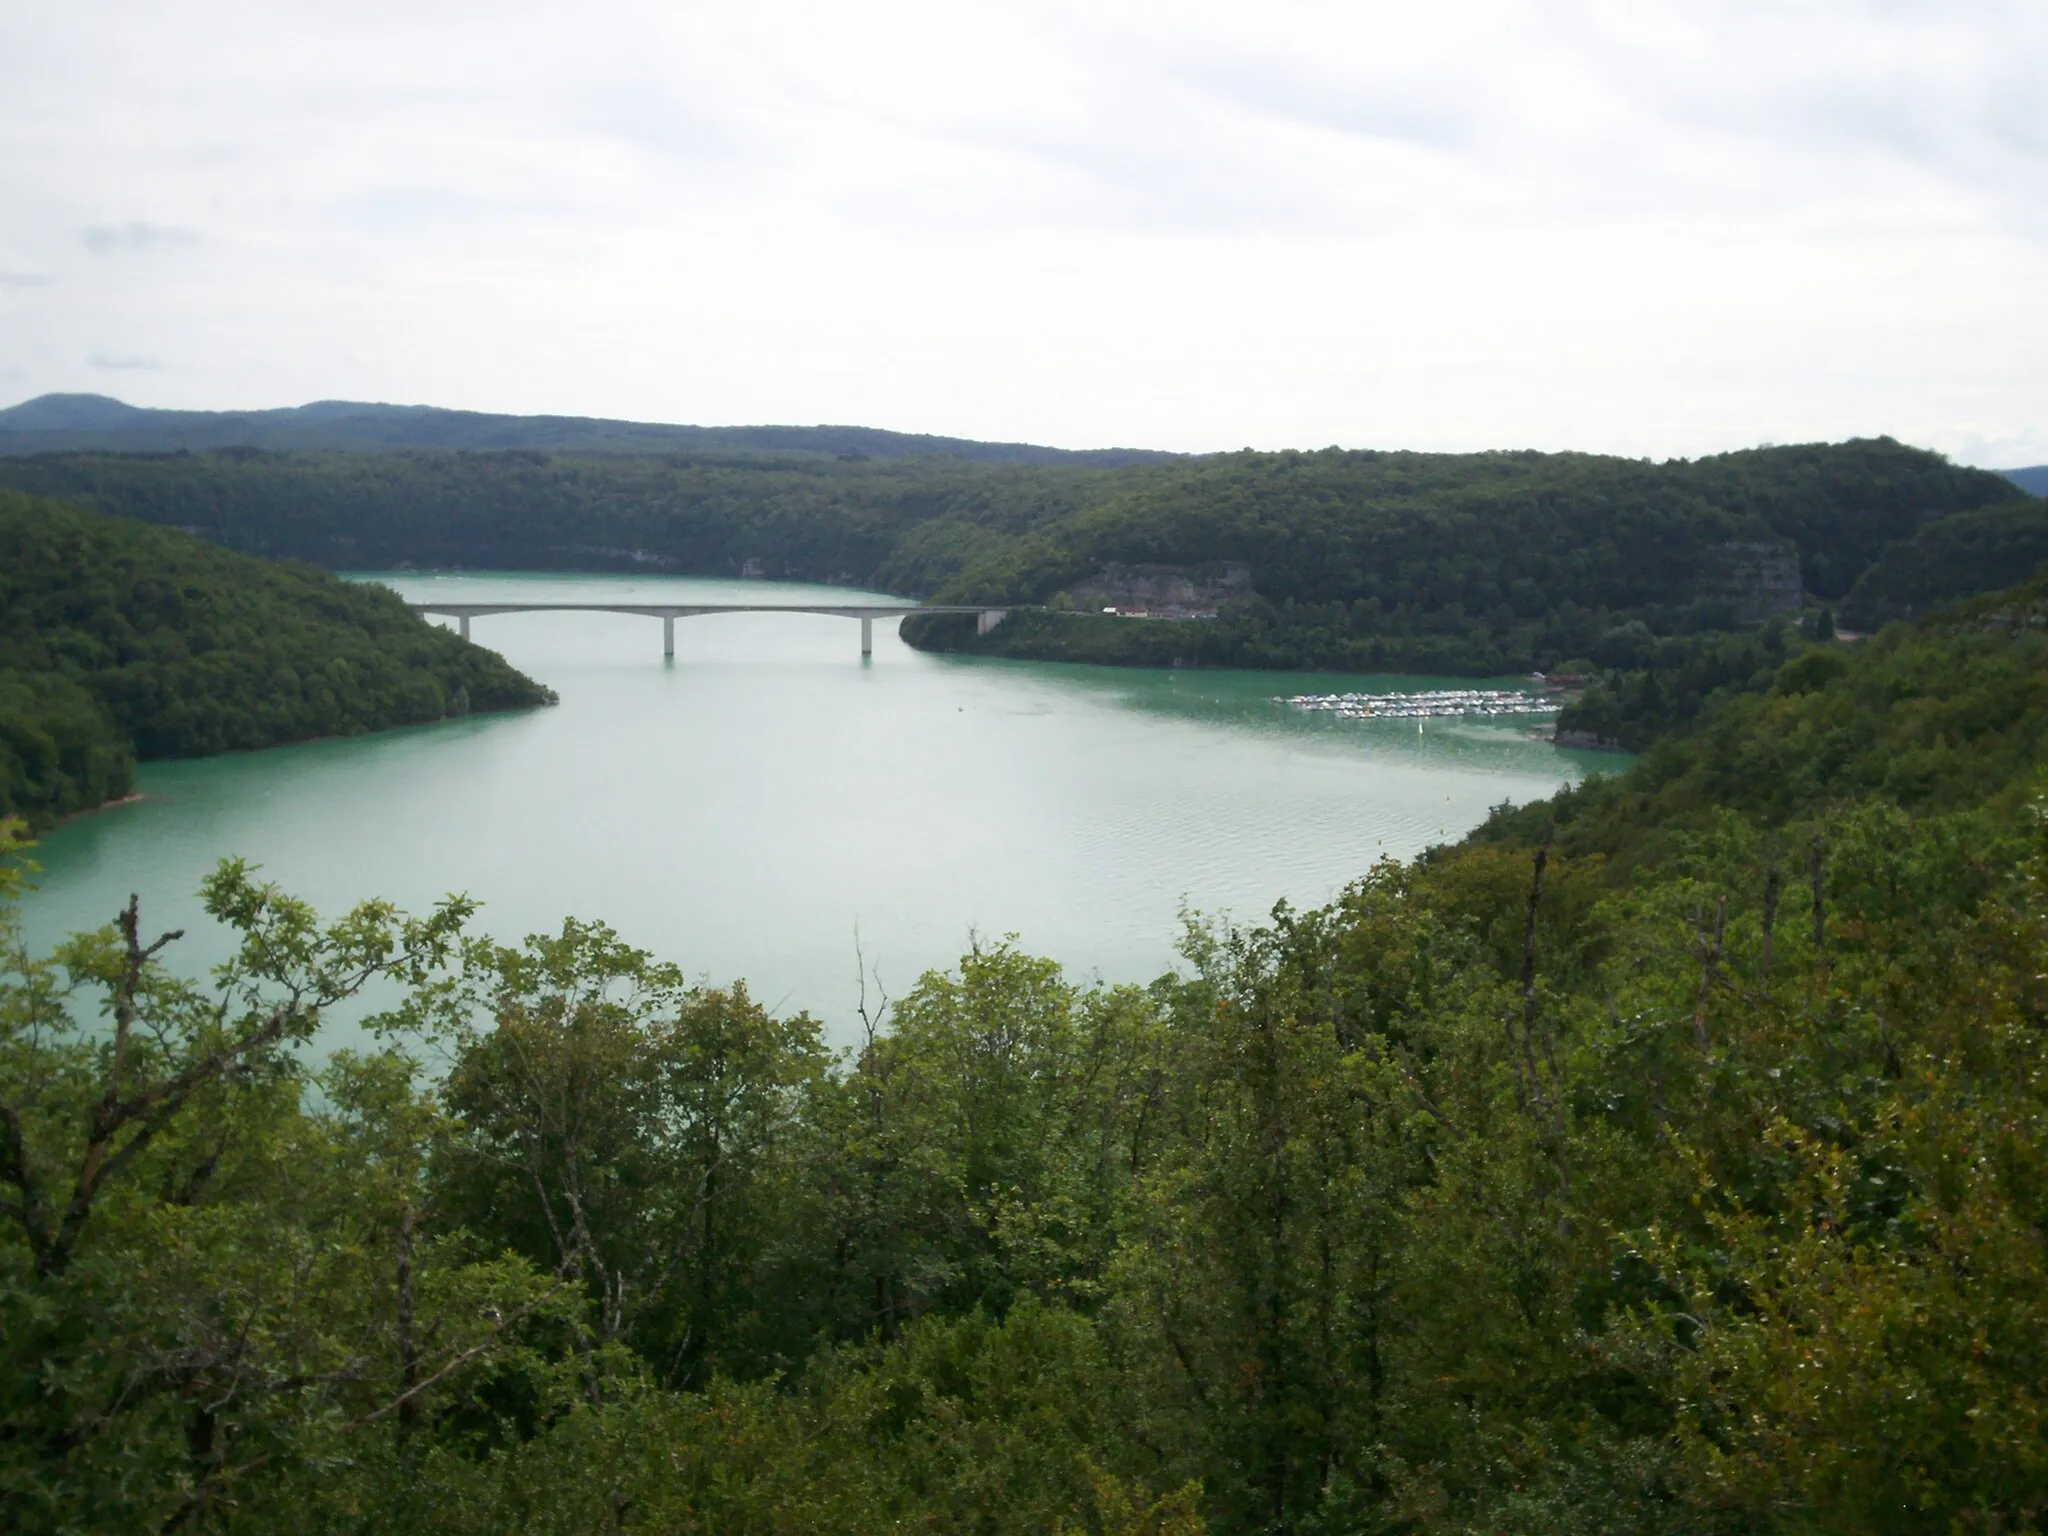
[1492,568,2048,863]
[904,439,2029,671]
[1840,497,2048,630]
[8,566,2048,1533]
[1526,493,2048,751]
[0,437,2033,677]
[1550,623,1808,753]
[0,446,1130,590]
[0,492,553,827]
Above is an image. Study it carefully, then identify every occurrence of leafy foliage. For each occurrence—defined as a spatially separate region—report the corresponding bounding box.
[0,492,554,825]
[0,670,131,833]
[0,857,574,1531]
[421,920,833,1387]
[1840,496,2048,630]
[1485,565,2048,867]
[1553,621,1803,751]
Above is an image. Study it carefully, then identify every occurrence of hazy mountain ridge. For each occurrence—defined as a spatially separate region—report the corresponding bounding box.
[0,393,1181,467]
[2001,465,2048,496]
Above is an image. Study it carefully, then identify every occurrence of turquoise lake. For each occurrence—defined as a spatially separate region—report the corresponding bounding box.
[19,573,1616,1047]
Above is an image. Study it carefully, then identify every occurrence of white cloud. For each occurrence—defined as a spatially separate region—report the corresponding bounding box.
[87,350,166,371]
[81,222,197,256]
[0,0,2043,462]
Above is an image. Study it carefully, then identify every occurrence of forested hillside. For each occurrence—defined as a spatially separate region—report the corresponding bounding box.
[0,492,553,826]
[0,436,2028,676]
[907,439,2028,670]
[1841,496,2048,629]
[1545,620,1806,753]
[0,447,1130,590]
[6,566,2048,1533]
[1484,567,2048,864]
[1547,500,2048,754]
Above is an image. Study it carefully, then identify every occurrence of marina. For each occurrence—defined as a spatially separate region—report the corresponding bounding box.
[1280,687,1563,720]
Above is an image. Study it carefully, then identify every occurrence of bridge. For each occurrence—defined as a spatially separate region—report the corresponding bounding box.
[410,602,1010,658]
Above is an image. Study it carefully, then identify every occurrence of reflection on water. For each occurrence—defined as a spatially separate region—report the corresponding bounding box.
[19,572,1617,1048]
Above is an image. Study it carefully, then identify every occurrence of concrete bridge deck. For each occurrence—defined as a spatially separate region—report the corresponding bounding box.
[410,601,1009,657]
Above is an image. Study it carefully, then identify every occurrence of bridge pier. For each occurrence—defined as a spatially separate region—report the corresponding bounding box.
[663,614,675,659]
[977,609,1007,636]
[459,615,471,642]
[860,615,873,657]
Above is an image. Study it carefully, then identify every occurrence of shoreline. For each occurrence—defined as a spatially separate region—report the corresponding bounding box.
[1549,727,1632,754]
[56,791,152,827]
[34,700,556,836]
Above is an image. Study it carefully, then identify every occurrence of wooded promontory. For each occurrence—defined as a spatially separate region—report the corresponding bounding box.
[0,491,554,826]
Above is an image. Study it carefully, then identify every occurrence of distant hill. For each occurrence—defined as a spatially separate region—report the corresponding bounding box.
[0,393,1180,467]
[2000,465,2048,497]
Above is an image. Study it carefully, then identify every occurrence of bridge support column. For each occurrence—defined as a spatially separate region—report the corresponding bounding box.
[860,615,873,657]
[459,615,471,642]
[976,609,1007,636]
[663,614,675,659]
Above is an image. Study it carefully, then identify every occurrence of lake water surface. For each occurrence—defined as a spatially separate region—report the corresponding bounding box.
[20,573,1615,1046]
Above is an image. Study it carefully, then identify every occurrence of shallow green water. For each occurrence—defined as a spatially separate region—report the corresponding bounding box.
[19,573,1616,1047]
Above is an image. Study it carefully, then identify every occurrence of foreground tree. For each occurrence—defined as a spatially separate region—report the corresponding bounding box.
[0,838,567,1533]
[420,919,833,1386]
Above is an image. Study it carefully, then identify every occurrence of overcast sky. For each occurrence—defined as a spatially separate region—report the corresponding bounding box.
[2,1,2043,463]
